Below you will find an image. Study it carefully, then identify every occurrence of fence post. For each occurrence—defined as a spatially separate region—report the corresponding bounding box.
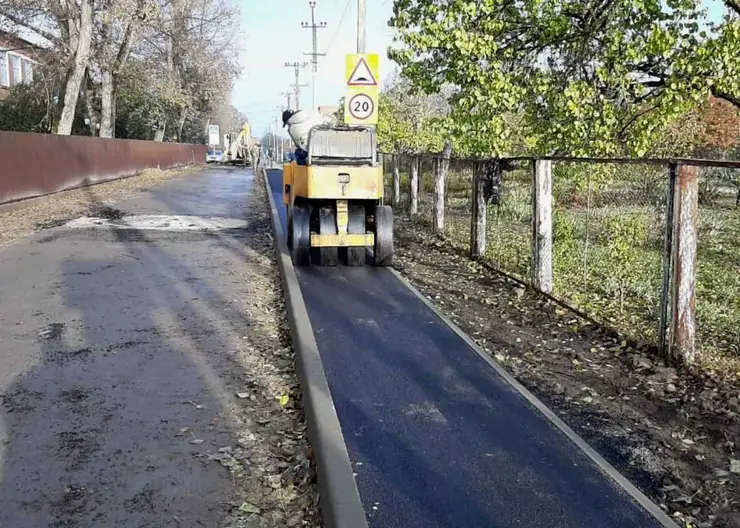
[659,163,677,358]
[470,162,487,259]
[531,159,553,293]
[392,154,401,208]
[410,155,419,215]
[670,164,699,364]
[433,142,452,233]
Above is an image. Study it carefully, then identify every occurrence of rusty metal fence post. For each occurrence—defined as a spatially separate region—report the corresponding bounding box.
[670,164,699,364]
[532,159,553,293]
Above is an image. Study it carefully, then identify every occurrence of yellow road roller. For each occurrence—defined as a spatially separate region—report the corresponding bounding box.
[281,119,392,267]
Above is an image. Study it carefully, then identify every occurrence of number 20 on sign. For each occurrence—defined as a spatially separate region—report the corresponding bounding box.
[345,89,378,125]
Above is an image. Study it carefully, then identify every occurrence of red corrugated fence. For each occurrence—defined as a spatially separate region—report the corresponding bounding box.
[0,131,206,205]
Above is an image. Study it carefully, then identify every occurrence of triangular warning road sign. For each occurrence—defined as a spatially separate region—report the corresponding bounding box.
[347,58,377,86]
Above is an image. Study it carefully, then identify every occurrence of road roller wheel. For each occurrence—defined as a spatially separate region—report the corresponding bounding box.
[373,205,393,266]
[286,205,293,249]
[291,202,310,267]
[344,204,366,266]
[315,206,338,266]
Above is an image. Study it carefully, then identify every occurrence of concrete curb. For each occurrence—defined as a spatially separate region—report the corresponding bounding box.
[389,268,679,528]
[262,168,369,528]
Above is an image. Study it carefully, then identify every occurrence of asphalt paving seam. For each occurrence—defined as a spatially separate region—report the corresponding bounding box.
[389,267,679,528]
[262,168,369,528]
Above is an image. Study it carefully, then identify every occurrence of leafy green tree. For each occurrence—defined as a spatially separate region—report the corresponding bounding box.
[390,0,740,156]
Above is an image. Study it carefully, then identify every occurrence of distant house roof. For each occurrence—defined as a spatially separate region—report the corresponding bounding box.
[0,30,47,61]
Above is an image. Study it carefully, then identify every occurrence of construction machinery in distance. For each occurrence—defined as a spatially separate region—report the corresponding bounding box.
[282,109,393,267]
[223,122,255,166]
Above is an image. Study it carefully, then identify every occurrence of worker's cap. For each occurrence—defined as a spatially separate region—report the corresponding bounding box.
[282,110,294,127]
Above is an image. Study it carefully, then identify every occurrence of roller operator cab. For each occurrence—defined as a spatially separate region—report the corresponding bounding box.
[282,125,393,267]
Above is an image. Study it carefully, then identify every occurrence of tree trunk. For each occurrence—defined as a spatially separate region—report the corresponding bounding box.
[176,107,187,142]
[433,142,452,233]
[99,69,115,138]
[154,119,167,142]
[410,156,419,215]
[55,0,93,135]
[82,70,99,136]
[392,155,401,209]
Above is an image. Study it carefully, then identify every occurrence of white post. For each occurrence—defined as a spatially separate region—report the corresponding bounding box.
[532,159,553,293]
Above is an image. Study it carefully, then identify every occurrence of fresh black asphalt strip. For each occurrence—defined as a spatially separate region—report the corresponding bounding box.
[264,169,678,528]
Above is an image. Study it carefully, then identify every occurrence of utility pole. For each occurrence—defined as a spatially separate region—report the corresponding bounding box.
[357,0,366,53]
[284,61,308,110]
[281,91,293,110]
[302,1,326,110]
[275,108,283,162]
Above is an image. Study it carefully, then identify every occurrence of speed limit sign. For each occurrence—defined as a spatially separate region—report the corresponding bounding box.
[344,88,378,125]
[348,93,374,120]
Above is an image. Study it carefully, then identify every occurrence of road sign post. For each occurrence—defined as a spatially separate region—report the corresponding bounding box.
[343,53,379,126]
[208,125,219,147]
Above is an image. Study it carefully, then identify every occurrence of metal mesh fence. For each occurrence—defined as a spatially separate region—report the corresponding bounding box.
[383,150,740,363]
[549,162,670,343]
[444,158,474,253]
[487,165,532,281]
[696,166,740,361]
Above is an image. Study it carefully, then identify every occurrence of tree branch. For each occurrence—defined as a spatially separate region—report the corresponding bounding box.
[0,12,66,50]
[724,0,740,16]
[712,87,740,108]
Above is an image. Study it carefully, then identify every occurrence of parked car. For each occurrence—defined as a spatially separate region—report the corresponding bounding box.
[206,149,223,163]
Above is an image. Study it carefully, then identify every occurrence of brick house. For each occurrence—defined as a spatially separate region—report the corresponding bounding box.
[0,32,40,100]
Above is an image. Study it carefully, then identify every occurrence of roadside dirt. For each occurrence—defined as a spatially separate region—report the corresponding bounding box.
[204,176,321,527]
[0,167,195,248]
[393,217,740,528]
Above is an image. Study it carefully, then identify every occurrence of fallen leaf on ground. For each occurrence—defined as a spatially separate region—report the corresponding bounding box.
[238,501,261,514]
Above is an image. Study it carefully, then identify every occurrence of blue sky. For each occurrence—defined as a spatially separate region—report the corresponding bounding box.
[232,0,397,137]
[233,0,728,138]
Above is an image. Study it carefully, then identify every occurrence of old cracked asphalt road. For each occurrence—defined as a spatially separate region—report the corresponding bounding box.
[0,167,279,527]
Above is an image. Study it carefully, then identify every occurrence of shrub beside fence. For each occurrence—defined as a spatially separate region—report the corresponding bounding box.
[382,152,740,367]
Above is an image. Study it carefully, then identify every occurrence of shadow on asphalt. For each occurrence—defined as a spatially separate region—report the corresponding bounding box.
[0,171,286,527]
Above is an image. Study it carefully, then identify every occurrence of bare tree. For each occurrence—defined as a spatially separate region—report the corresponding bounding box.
[0,0,94,135]
[142,0,240,141]
[87,0,154,137]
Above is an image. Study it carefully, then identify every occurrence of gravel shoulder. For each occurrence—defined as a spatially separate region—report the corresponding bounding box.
[394,217,740,528]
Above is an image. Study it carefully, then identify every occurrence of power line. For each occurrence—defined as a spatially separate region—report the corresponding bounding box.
[324,0,352,55]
